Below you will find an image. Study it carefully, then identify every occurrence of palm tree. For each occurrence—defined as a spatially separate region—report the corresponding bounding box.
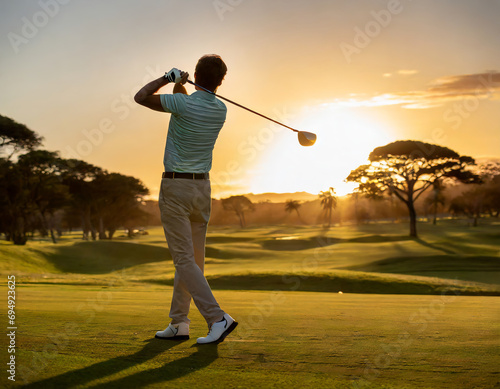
[319,187,337,228]
[285,199,303,223]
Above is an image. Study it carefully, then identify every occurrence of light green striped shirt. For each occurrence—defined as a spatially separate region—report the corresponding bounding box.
[160,91,227,173]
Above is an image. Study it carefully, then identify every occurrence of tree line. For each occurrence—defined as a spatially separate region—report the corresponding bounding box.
[0,114,149,245]
[3,114,499,243]
[219,140,499,238]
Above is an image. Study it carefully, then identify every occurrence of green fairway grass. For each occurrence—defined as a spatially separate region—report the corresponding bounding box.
[1,220,499,387]
[2,220,499,294]
[8,284,500,389]
[344,255,500,285]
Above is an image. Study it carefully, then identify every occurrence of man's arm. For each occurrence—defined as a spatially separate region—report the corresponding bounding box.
[134,71,189,111]
[134,76,169,112]
[173,83,188,95]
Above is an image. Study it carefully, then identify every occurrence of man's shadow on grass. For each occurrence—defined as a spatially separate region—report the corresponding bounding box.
[23,338,218,388]
[90,343,218,388]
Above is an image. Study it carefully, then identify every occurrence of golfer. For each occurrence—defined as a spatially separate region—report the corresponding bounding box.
[134,55,237,344]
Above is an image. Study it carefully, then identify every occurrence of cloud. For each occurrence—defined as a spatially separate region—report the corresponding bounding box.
[334,71,500,109]
[382,69,419,78]
[429,72,500,95]
[397,69,419,76]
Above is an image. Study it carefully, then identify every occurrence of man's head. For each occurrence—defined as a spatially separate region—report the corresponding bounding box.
[194,54,227,92]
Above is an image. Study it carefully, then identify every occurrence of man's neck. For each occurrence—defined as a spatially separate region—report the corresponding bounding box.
[194,83,216,94]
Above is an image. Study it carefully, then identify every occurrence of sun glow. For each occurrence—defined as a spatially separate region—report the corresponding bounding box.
[248,105,394,196]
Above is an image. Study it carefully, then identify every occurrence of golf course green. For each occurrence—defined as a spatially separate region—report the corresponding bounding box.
[2,219,499,388]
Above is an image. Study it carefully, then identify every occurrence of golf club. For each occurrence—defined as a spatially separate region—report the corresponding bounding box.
[186,80,317,147]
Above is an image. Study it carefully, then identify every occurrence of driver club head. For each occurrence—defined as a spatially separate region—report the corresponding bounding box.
[298,131,317,146]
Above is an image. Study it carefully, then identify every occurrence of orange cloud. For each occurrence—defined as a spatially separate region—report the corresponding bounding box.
[397,69,419,76]
[331,71,500,109]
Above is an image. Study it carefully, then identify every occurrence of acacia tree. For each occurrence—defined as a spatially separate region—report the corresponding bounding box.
[346,140,480,237]
[0,114,42,159]
[222,195,254,228]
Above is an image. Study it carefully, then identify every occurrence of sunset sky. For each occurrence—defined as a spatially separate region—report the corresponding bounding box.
[1,0,499,199]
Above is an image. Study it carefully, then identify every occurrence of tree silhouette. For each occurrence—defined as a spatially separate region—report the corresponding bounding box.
[319,187,337,228]
[17,150,69,243]
[484,176,500,218]
[91,173,149,239]
[347,140,480,237]
[449,161,500,224]
[0,114,42,159]
[284,200,303,223]
[449,190,482,226]
[221,195,254,228]
[0,158,31,244]
[60,159,103,240]
[0,113,153,244]
[349,189,372,225]
[478,161,500,218]
[425,179,446,225]
[0,116,44,244]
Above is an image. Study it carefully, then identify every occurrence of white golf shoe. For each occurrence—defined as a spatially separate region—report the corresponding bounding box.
[155,322,190,340]
[197,313,238,344]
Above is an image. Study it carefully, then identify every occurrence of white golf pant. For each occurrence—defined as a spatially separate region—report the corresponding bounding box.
[159,177,224,325]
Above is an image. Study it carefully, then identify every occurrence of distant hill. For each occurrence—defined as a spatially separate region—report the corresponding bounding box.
[476,156,500,165]
[242,192,318,203]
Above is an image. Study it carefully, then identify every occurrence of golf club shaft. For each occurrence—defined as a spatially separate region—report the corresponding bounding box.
[186,80,299,133]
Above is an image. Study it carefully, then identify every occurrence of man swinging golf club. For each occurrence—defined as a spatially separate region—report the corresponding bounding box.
[134,54,237,344]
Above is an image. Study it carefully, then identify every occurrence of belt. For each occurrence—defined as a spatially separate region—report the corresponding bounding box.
[162,172,209,180]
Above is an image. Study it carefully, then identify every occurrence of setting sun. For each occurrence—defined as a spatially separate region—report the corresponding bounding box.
[247,104,394,196]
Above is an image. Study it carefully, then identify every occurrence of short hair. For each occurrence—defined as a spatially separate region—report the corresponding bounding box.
[195,54,227,92]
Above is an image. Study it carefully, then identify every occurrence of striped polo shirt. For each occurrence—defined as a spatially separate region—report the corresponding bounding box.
[160,90,227,173]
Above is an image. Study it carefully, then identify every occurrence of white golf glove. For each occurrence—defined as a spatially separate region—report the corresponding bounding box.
[164,68,183,83]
